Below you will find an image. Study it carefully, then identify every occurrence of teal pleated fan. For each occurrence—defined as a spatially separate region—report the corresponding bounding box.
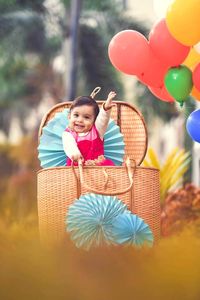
[66,193,129,250]
[38,109,125,168]
[112,213,154,247]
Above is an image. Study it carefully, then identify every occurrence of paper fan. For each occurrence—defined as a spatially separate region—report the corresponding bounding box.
[38,109,69,168]
[112,213,154,247]
[38,108,125,168]
[66,193,129,250]
[104,120,125,165]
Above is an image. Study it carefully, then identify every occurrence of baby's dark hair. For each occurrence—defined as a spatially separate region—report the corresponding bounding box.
[69,96,100,119]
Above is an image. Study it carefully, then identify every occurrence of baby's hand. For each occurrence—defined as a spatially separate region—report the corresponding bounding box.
[104,91,116,111]
[71,153,83,163]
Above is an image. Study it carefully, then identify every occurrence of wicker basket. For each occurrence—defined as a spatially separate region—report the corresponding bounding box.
[37,101,160,245]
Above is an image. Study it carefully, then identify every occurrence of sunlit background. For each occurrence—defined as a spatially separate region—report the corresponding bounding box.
[1,1,200,299]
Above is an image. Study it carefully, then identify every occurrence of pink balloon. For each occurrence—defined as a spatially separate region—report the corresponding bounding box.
[108,30,150,75]
[138,48,169,88]
[193,63,200,92]
[148,85,175,102]
[149,19,190,67]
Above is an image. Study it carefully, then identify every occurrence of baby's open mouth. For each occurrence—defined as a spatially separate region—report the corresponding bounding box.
[75,124,84,129]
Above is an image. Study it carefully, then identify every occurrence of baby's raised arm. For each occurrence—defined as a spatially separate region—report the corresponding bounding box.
[103,91,116,111]
[96,91,116,139]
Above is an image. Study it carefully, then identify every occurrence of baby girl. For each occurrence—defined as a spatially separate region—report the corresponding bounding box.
[62,90,116,166]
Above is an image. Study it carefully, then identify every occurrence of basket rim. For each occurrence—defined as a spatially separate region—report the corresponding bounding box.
[38,100,148,166]
[37,165,159,175]
[38,100,147,137]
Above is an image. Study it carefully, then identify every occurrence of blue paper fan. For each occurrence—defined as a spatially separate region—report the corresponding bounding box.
[112,213,154,247]
[38,109,125,168]
[38,109,69,168]
[66,193,129,250]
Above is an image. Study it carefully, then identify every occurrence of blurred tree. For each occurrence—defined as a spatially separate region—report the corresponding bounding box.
[183,97,196,182]
[61,0,148,99]
[0,0,62,134]
[136,84,178,124]
[66,0,82,99]
[0,0,180,136]
[0,0,149,135]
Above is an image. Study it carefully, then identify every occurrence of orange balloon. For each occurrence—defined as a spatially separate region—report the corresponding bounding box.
[191,86,200,101]
[193,63,200,92]
[183,47,200,69]
[166,0,200,46]
[148,85,175,102]
[149,19,190,67]
[138,48,169,88]
[108,30,150,76]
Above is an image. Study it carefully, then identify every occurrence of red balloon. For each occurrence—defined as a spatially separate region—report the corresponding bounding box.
[193,63,200,92]
[108,30,150,75]
[148,85,175,102]
[138,48,169,88]
[149,19,190,67]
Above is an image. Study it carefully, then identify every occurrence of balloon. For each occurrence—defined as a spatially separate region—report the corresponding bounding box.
[153,0,173,19]
[183,47,200,69]
[186,109,200,143]
[108,30,150,75]
[191,86,200,101]
[166,0,200,46]
[148,85,175,102]
[164,65,193,106]
[194,42,200,54]
[193,63,200,92]
[138,48,169,88]
[149,19,190,67]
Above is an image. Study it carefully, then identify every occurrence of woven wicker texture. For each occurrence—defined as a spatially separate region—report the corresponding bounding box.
[37,165,160,245]
[38,101,148,166]
[37,100,160,246]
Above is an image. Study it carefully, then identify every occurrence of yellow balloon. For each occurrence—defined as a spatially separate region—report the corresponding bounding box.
[166,0,200,46]
[183,47,200,69]
[191,86,200,101]
[194,41,200,54]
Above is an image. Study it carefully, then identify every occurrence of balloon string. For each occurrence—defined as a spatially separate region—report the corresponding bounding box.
[179,100,184,108]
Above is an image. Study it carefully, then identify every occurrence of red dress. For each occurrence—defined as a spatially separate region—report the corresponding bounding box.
[65,125,115,166]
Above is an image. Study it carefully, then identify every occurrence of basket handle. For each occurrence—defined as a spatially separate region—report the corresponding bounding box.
[78,158,135,196]
[90,87,101,98]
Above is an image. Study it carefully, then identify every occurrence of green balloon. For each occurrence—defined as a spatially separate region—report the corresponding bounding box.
[164,65,193,104]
